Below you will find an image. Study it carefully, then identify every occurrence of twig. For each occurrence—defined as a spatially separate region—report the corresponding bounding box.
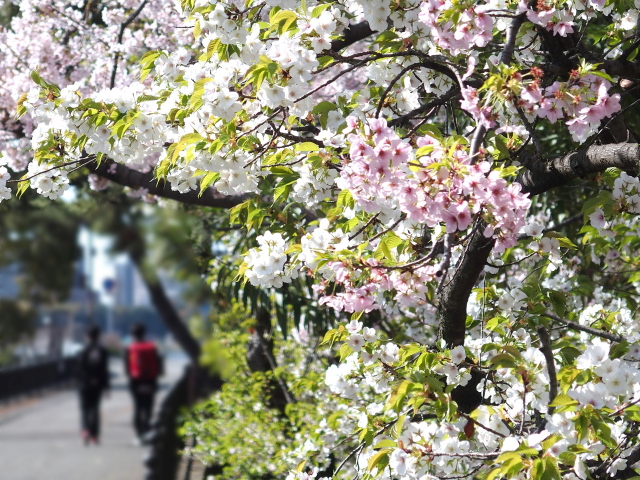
[469,125,487,164]
[486,252,537,269]
[110,0,149,88]
[256,333,296,405]
[470,13,525,164]
[389,88,459,127]
[348,213,379,241]
[333,442,365,477]
[350,214,405,247]
[583,96,640,150]
[6,158,90,184]
[44,5,110,48]
[375,62,424,118]
[295,60,368,103]
[515,107,542,158]
[2,41,32,71]
[499,13,526,65]
[422,451,501,459]
[543,312,624,343]
[361,236,443,271]
[458,412,507,438]
[267,123,324,147]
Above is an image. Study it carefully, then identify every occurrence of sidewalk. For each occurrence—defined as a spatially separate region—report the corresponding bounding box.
[0,356,187,480]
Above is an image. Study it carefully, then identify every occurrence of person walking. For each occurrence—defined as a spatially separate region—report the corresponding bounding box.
[77,325,110,445]
[125,322,163,444]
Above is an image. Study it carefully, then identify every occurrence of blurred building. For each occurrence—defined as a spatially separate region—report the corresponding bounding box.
[0,258,174,363]
[113,257,185,310]
[0,264,20,299]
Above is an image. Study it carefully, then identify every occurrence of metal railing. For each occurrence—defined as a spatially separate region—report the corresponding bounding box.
[0,357,78,402]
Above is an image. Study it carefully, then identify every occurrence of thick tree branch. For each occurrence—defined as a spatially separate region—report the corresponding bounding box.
[537,327,558,415]
[518,143,640,196]
[330,21,375,52]
[132,254,202,364]
[115,225,204,365]
[436,222,495,346]
[437,142,640,347]
[93,158,251,208]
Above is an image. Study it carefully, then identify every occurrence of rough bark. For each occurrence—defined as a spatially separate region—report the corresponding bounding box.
[93,159,250,209]
[436,224,495,347]
[518,143,640,196]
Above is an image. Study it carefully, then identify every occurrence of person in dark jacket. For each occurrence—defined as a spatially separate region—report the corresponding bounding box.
[125,323,163,444]
[77,325,110,445]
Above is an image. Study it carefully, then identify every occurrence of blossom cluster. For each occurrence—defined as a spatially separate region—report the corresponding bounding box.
[419,0,494,55]
[244,232,298,288]
[339,118,531,250]
[0,0,189,171]
[461,68,621,143]
[537,73,621,142]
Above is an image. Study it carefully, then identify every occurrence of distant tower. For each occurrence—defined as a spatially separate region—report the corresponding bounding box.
[115,261,134,307]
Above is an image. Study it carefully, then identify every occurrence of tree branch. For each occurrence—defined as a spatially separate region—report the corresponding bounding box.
[92,158,251,208]
[436,222,495,346]
[518,143,640,196]
[537,326,558,416]
[110,0,149,88]
[388,88,459,128]
[543,312,624,343]
[330,21,375,52]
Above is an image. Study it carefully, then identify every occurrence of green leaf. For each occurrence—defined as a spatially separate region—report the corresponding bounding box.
[610,340,629,359]
[199,172,220,196]
[137,94,159,103]
[591,416,616,448]
[269,9,298,33]
[393,414,406,438]
[529,458,545,480]
[544,232,578,249]
[336,189,354,209]
[294,142,320,152]
[338,343,353,361]
[30,70,50,89]
[16,177,30,198]
[549,394,578,408]
[374,232,403,261]
[16,92,28,118]
[548,290,567,318]
[488,353,518,369]
[367,450,390,472]
[312,100,338,115]
[373,439,396,449]
[139,51,162,81]
[310,3,332,17]
[542,457,561,480]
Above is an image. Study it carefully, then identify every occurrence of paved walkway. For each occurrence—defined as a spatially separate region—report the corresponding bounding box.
[0,356,187,480]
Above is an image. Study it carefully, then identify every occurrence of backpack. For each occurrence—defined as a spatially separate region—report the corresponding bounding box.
[128,342,159,381]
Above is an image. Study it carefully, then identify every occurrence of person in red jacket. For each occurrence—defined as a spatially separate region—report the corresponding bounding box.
[125,323,163,444]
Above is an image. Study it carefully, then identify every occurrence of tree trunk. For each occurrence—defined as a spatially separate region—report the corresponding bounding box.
[128,251,201,364]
